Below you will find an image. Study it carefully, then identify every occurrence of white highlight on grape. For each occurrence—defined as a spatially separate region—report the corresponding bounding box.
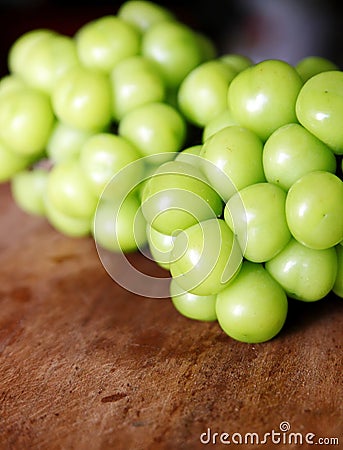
[246,93,267,113]
[315,111,330,121]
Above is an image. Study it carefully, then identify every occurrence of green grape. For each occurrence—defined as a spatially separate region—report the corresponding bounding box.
[177,60,237,127]
[46,160,98,219]
[52,65,112,132]
[93,194,147,253]
[142,20,204,88]
[0,138,32,182]
[202,108,237,142]
[103,155,150,206]
[296,70,343,154]
[174,145,202,166]
[333,244,343,298]
[47,121,93,164]
[80,132,143,198]
[216,261,288,343]
[295,56,338,83]
[196,32,217,61]
[169,218,243,296]
[118,102,186,162]
[146,223,175,269]
[11,168,48,216]
[170,278,217,322]
[0,86,54,157]
[141,159,223,235]
[286,171,343,249]
[110,55,166,121]
[220,53,253,73]
[225,182,291,263]
[75,15,140,73]
[44,196,91,237]
[200,125,265,202]
[117,0,175,33]
[263,123,337,191]
[8,29,55,76]
[228,59,303,141]
[265,238,337,302]
[10,31,78,94]
[0,74,26,98]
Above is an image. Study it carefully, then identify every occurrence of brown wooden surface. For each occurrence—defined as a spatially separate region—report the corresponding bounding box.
[0,181,342,450]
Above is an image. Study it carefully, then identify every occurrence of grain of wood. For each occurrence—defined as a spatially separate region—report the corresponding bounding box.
[0,182,342,450]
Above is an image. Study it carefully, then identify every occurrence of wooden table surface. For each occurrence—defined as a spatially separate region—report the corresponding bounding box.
[0,181,342,450]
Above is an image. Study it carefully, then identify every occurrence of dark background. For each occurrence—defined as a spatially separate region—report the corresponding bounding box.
[0,0,342,77]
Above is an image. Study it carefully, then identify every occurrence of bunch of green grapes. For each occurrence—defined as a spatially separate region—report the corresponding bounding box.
[0,1,342,344]
[142,56,343,344]
[0,0,216,241]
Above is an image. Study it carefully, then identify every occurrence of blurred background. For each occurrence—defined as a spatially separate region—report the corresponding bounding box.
[0,0,342,76]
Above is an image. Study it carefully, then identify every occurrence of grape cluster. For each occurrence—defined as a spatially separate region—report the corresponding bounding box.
[0,1,342,343]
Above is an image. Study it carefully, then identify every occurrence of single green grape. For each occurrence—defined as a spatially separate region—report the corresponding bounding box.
[46,160,98,219]
[8,29,55,78]
[216,261,288,343]
[118,102,186,162]
[142,20,204,88]
[265,237,338,301]
[80,132,143,198]
[202,108,237,142]
[0,138,32,182]
[93,194,147,253]
[228,59,303,141]
[75,15,140,73]
[200,125,265,202]
[169,218,243,296]
[196,32,217,61]
[0,74,26,98]
[52,65,112,132]
[44,196,92,237]
[178,59,237,127]
[170,278,217,322]
[220,53,253,73]
[110,55,166,121]
[286,171,343,249]
[10,32,78,94]
[146,223,175,269]
[11,168,48,216]
[225,182,291,263]
[47,122,93,164]
[174,145,202,167]
[0,86,54,157]
[117,0,175,32]
[263,123,337,191]
[98,153,147,205]
[141,159,223,235]
[296,70,343,154]
[295,56,338,83]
